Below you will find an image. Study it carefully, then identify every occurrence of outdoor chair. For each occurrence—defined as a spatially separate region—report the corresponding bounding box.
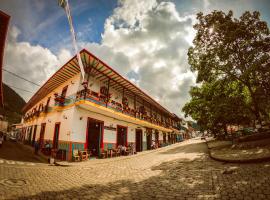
[100,150,107,159]
[114,148,121,157]
[79,150,88,161]
[86,149,92,159]
[73,149,81,162]
[124,147,131,156]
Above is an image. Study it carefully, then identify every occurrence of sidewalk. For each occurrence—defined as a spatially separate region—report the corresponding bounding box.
[56,140,190,167]
[206,138,270,163]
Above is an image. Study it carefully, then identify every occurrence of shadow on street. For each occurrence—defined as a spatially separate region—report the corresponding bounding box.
[0,140,45,163]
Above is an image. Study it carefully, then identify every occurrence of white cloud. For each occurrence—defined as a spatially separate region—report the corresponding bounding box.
[3,26,71,101]
[3,0,198,118]
[97,0,196,116]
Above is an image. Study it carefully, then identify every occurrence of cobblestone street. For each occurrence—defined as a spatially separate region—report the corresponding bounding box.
[1,139,270,200]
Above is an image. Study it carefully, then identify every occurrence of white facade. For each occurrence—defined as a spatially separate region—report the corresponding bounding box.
[22,50,182,161]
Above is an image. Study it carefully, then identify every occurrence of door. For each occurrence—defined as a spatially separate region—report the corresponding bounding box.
[32,125,37,146]
[155,131,159,143]
[87,118,104,156]
[53,123,60,149]
[146,129,152,150]
[28,126,33,144]
[163,133,166,143]
[135,129,143,152]
[117,125,127,147]
[39,123,46,148]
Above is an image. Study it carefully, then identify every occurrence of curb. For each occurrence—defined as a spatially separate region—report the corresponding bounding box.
[205,139,270,163]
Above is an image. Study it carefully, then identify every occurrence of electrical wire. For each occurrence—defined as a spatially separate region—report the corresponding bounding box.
[5,84,35,93]
[2,68,75,100]
[3,68,41,87]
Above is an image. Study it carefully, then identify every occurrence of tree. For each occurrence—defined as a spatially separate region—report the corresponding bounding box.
[188,10,270,121]
[183,79,253,136]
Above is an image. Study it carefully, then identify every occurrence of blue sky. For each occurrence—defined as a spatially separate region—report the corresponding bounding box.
[1,0,118,52]
[1,0,270,117]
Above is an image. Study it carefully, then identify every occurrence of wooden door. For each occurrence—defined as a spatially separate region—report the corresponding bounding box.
[39,123,46,148]
[117,126,127,146]
[32,125,37,146]
[135,129,143,152]
[87,118,104,156]
[53,123,60,149]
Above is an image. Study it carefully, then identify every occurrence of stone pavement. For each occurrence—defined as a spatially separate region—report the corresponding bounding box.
[207,139,270,163]
[0,139,270,199]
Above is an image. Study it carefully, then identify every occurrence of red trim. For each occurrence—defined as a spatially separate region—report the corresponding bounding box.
[52,122,61,149]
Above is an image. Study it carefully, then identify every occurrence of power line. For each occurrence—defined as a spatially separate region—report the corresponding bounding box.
[2,68,74,100]
[2,68,41,87]
[5,84,35,94]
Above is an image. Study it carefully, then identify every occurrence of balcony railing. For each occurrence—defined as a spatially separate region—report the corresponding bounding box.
[76,89,172,129]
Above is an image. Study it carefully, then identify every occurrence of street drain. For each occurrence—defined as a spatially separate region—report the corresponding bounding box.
[0,178,27,187]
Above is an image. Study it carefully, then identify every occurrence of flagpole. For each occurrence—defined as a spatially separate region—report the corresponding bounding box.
[58,0,85,80]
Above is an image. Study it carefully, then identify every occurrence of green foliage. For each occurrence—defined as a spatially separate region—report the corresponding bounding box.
[183,10,270,134]
[0,83,26,124]
[187,10,270,121]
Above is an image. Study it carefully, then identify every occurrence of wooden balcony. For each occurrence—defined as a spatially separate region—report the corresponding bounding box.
[76,89,172,132]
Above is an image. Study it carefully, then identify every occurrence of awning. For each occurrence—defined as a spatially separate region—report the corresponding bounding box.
[23,49,175,118]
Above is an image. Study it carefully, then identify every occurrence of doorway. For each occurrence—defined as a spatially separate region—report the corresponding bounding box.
[32,125,37,146]
[86,118,104,157]
[163,132,166,143]
[117,125,127,147]
[146,129,152,150]
[135,129,143,152]
[155,131,159,143]
[39,123,46,148]
[28,126,32,144]
[53,123,61,149]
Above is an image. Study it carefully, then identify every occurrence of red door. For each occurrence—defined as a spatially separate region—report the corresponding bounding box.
[39,123,46,148]
[53,123,61,149]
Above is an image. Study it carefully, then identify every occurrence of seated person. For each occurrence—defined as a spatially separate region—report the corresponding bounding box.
[45,141,50,149]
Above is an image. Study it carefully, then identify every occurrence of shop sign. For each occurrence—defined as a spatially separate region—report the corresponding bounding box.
[104,126,116,131]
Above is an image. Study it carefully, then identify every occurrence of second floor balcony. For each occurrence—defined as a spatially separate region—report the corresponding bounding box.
[76,89,172,131]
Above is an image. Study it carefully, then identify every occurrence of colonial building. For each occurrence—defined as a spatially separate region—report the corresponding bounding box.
[22,49,182,161]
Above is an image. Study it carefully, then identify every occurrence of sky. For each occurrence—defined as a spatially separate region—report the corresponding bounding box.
[1,0,270,118]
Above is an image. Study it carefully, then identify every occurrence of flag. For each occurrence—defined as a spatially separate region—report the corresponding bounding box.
[58,0,67,8]
[58,0,85,80]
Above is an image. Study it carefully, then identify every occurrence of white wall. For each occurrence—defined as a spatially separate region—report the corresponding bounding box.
[71,106,143,144]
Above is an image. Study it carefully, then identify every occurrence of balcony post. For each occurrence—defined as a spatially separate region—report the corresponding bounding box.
[122,88,125,113]
[106,79,111,108]
[134,95,136,117]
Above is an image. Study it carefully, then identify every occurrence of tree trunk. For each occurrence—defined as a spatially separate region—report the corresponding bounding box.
[246,84,262,124]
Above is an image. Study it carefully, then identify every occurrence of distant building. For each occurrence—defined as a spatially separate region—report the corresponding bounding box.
[0,10,10,108]
[22,49,182,161]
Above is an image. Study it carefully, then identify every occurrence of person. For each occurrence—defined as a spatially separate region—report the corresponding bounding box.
[130,143,136,155]
[151,140,156,149]
[119,145,127,155]
[34,139,40,154]
[0,132,3,148]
